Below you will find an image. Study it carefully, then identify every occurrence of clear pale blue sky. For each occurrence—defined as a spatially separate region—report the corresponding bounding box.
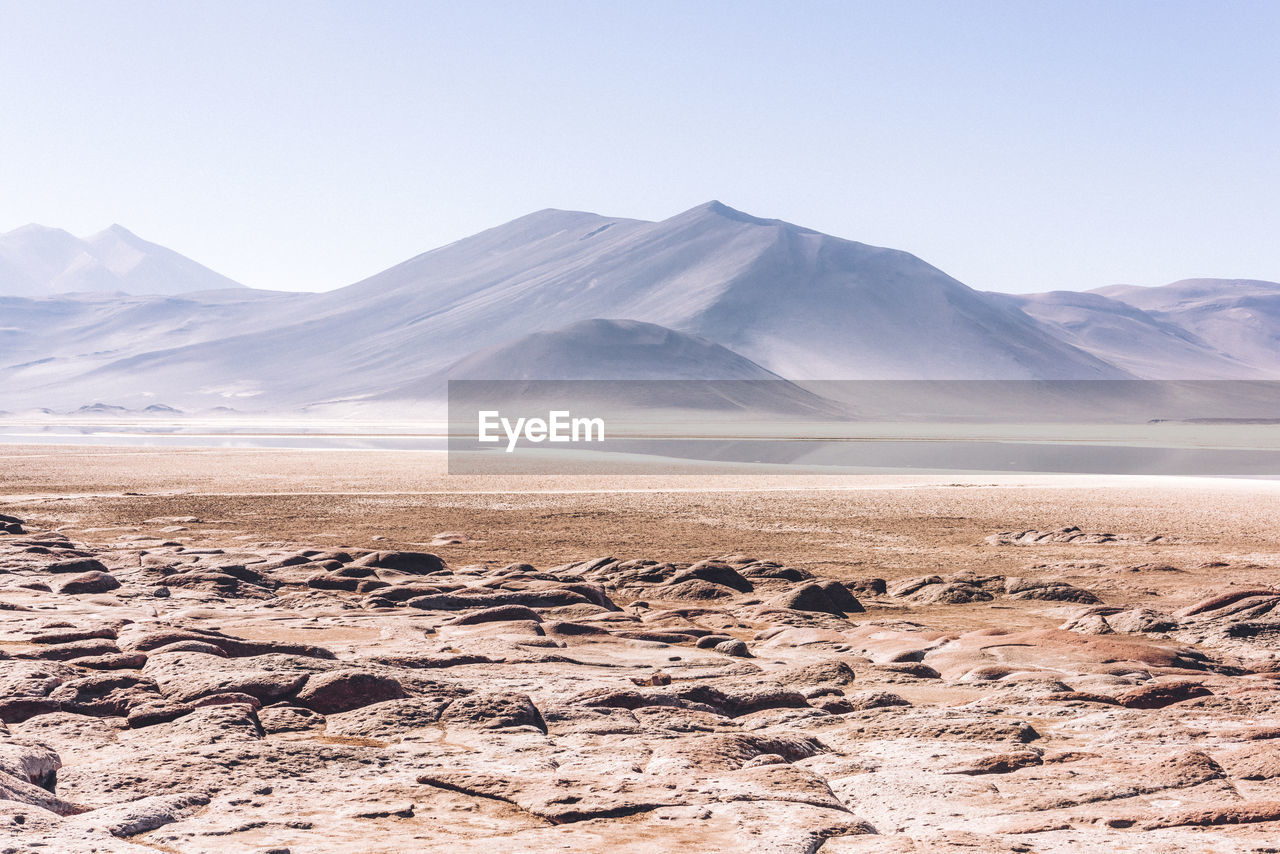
[1,0,1277,293]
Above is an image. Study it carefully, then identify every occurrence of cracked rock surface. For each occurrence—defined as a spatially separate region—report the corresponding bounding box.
[2,460,1280,852]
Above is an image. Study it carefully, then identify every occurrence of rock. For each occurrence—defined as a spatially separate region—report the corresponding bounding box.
[330,564,377,578]
[292,670,406,714]
[544,620,611,636]
[909,581,993,604]
[0,697,62,723]
[55,571,121,594]
[192,691,263,711]
[1179,589,1279,618]
[365,653,497,668]
[353,551,448,575]
[447,604,544,625]
[888,575,943,597]
[121,628,335,659]
[1142,800,1280,829]
[668,561,754,593]
[874,662,941,679]
[1007,583,1102,604]
[1141,750,1227,789]
[661,578,739,600]
[158,703,264,744]
[65,792,210,837]
[127,701,195,728]
[714,639,752,658]
[0,744,72,815]
[49,673,161,716]
[325,698,451,737]
[775,660,857,687]
[1219,747,1280,780]
[1114,681,1212,709]
[769,583,861,616]
[614,630,697,644]
[843,690,910,710]
[346,802,416,819]
[946,751,1043,775]
[816,580,864,612]
[20,639,121,661]
[0,742,61,790]
[1045,690,1122,706]
[44,558,109,575]
[11,531,1280,849]
[258,704,327,733]
[160,569,271,598]
[306,573,362,591]
[848,578,887,596]
[740,562,811,582]
[73,652,148,670]
[986,527,1146,545]
[408,589,597,611]
[1107,607,1178,633]
[29,626,118,644]
[440,692,546,732]
[143,652,321,704]
[148,640,228,656]
[1060,613,1115,634]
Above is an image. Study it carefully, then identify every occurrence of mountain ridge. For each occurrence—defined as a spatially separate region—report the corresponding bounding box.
[2,203,1278,412]
[0,223,245,297]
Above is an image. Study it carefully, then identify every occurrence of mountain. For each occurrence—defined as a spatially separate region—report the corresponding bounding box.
[309,201,1126,383]
[0,224,244,297]
[389,318,842,415]
[0,288,305,411]
[430,318,787,382]
[1011,279,1280,379]
[9,203,1280,414]
[5,200,1144,412]
[1092,279,1280,376]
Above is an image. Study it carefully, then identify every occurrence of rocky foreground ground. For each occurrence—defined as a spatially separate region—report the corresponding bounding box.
[2,509,1280,853]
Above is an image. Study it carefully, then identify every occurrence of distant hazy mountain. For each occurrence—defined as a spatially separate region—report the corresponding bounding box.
[1011,279,1280,379]
[4,205,1280,413]
[1093,279,1280,376]
[0,224,243,297]
[0,288,305,411]
[428,318,785,382]
[411,318,841,415]
[312,200,1125,383]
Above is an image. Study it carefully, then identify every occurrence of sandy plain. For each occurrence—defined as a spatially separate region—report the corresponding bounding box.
[2,445,1280,852]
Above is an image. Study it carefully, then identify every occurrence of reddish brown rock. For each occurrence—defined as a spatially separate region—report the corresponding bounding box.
[1115,681,1212,709]
[1143,801,1280,829]
[946,751,1043,775]
[55,571,121,594]
[292,670,406,714]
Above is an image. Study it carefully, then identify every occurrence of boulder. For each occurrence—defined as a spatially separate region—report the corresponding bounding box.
[292,670,406,714]
[668,561,754,593]
[55,571,121,595]
[769,583,861,616]
[447,604,543,625]
[50,673,161,716]
[353,551,447,575]
[440,692,546,732]
[45,558,109,575]
[1115,681,1212,709]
